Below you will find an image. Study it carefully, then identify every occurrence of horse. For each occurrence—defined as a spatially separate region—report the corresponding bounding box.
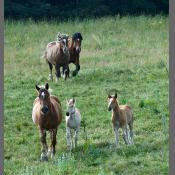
[43,36,70,81]
[32,83,62,161]
[60,32,83,77]
[107,93,134,146]
[65,98,81,152]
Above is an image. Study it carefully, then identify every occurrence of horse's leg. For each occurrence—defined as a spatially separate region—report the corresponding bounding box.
[39,129,48,161]
[72,55,80,76]
[128,120,134,144]
[74,127,79,148]
[48,62,53,81]
[65,64,70,80]
[66,127,72,152]
[47,129,53,157]
[113,125,119,146]
[62,65,69,80]
[125,125,131,144]
[122,126,128,145]
[51,129,57,157]
[55,64,61,82]
[76,64,80,73]
[71,129,74,148]
[72,64,80,77]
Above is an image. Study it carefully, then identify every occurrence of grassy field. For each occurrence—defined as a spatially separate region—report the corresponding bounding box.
[4,16,168,175]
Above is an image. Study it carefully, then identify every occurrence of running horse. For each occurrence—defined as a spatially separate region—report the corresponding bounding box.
[43,36,70,81]
[68,32,83,76]
[58,32,83,77]
[32,83,62,161]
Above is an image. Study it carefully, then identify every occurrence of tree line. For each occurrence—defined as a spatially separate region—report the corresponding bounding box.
[5,0,168,20]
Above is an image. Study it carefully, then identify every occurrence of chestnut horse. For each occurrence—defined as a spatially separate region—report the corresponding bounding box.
[108,93,134,146]
[32,83,62,161]
[43,36,70,81]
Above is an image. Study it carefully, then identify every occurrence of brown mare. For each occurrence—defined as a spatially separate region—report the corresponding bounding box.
[43,36,70,81]
[67,32,83,76]
[32,83,62,161]
[108,93,134,146]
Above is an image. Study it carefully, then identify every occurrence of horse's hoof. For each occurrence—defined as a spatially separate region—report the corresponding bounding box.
[72,71,77,77]
[40,153,48,161]
[40,156,48,161]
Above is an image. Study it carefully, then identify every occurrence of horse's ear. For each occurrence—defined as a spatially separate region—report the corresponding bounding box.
[108,94,111,99]
[78,33,83,40]
[114,93,117,98]
[35,85,40,91]
[81,35,83,40]
[45,83,49,90]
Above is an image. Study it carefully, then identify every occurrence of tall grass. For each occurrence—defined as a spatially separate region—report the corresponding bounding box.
[4,15,168,175]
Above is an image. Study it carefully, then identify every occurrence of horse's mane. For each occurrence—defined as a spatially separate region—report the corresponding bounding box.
[57,32,69,41]
[72,32,83,40]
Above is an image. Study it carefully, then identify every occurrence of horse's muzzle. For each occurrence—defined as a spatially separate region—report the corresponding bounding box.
[66,112,70,116]
[108,107,112,111]
[76,47,81,54]
[41,105,49,114]
[63,47,68,54]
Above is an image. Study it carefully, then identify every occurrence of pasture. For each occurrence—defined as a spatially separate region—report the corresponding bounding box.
[4,16,168,175]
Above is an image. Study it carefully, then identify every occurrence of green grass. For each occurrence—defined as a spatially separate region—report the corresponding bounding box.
[4,15,168,175]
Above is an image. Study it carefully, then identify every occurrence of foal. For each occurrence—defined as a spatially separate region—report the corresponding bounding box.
[108,93,133,146]
[32,83,62,161]
[65,98,81,151]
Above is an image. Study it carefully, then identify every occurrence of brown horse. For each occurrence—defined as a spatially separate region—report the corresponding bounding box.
[108,93,134,146]
[32,83,62,161]
[43,36,70,81]
[67,32,83,76]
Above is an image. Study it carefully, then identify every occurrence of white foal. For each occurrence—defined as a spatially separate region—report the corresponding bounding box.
[66,98,81,151]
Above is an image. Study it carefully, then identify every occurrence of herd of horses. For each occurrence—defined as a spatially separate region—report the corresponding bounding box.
[32,32,134,161]
[43,32,83,81]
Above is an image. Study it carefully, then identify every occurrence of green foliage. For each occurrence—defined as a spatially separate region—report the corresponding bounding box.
[5,0,168,20]
[4,16,168,174]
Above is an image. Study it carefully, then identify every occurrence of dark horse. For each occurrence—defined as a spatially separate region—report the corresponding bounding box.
[43,36,70,81]
[67,32,83,76]
[32,83,62,161]
[68,33,83,76]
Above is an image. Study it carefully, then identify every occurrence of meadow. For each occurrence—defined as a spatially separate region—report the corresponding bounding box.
[4,15,168,175]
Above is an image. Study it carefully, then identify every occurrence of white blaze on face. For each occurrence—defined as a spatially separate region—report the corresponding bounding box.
[67,99,75,113]
[108,98,113,109]
[68,99,74,106]
[63,39,67,45]
[41,92,45,98]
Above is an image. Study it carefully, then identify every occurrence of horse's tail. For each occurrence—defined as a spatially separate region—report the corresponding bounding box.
[81,119,87,141]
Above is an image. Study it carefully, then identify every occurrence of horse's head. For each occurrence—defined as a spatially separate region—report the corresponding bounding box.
[107,93,118,111]
[72,33,83,54]
[60,37,69,54]
[36,83,50,115]
[66,98,76,115]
